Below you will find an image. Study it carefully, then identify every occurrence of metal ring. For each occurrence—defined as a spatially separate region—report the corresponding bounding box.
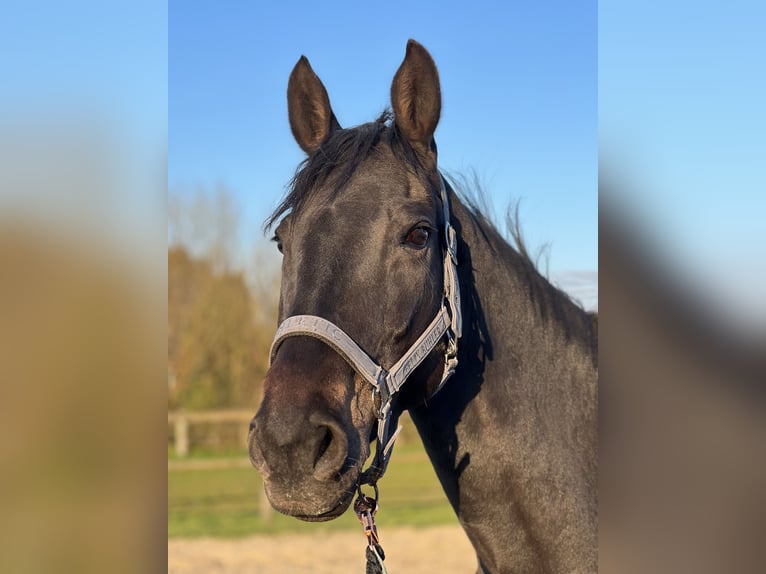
[356,481,380,504]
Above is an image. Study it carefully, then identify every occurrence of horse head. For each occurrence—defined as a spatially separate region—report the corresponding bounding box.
[249,41,455,520]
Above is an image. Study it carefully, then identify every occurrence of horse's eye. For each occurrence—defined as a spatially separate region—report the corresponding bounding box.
[272,234,283,254]
[405,227,430,248]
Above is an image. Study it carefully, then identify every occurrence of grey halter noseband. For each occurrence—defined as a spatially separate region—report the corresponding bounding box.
[269,175,462,485]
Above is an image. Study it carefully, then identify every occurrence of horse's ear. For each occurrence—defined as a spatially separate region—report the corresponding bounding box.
[287,56,341,154]
[391,40,441,153]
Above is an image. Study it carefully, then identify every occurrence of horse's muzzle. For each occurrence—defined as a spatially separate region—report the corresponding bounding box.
[248,402,358,520]
[249,409,348,480]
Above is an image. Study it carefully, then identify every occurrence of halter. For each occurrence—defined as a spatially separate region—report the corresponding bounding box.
[268,175,462,485]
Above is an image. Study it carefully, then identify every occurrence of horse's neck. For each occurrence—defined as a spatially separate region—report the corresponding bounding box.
[409,196,597,573]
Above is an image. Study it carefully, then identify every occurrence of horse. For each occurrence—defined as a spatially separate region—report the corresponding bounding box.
[248,40,597,573]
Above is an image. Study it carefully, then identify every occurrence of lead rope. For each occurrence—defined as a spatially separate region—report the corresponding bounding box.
[354,484,388,574]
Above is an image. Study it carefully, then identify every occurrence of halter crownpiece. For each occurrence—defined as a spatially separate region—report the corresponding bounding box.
[268,174,461,485]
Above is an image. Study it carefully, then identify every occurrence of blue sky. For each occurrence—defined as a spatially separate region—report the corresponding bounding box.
[600,1,766,327]
[169,1,598,307]
[1,1,167,270]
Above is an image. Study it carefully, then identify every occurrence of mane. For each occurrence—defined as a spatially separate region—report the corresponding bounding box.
[265,111,430,230]
[442,171,554,279]
[443,173,597,362]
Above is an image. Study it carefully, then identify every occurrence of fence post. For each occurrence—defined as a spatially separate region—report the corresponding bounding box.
[259,484,273,523]
[240,420,251,452]
[174,414,189,458]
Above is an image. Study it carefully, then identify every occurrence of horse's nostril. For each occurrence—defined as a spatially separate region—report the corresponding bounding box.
[249,408,349,483]
[314,426,333,466]
[311,419,349,482]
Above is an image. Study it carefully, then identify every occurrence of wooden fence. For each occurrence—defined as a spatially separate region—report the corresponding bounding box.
[168,409,253,457]
[168,408,420,458]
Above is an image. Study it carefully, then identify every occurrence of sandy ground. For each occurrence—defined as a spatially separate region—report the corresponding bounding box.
[168,525,477,573]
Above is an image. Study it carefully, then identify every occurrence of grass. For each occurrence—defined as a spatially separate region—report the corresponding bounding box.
[168,444,249,460]
[168,442,458,538]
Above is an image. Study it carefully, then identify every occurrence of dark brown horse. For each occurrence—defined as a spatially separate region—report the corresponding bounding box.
[249,40,597,573]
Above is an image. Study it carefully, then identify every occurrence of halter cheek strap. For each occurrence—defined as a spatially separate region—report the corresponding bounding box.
[268,175,461,484]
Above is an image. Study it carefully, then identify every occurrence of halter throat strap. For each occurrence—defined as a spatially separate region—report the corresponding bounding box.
[268,175,461,484]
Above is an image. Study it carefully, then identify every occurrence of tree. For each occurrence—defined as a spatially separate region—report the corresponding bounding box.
[168,184,280,411]
[168,247,259,410]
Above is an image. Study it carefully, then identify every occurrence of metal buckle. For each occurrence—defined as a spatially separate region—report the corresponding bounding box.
[445,329,457,362]
[354,483,380,547]
[371,387,390,421]
[446,225,458,264]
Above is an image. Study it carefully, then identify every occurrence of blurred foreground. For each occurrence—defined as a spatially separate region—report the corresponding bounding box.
[599,188,765,573]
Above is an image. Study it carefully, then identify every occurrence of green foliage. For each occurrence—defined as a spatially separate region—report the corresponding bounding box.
[168,247,267,410]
